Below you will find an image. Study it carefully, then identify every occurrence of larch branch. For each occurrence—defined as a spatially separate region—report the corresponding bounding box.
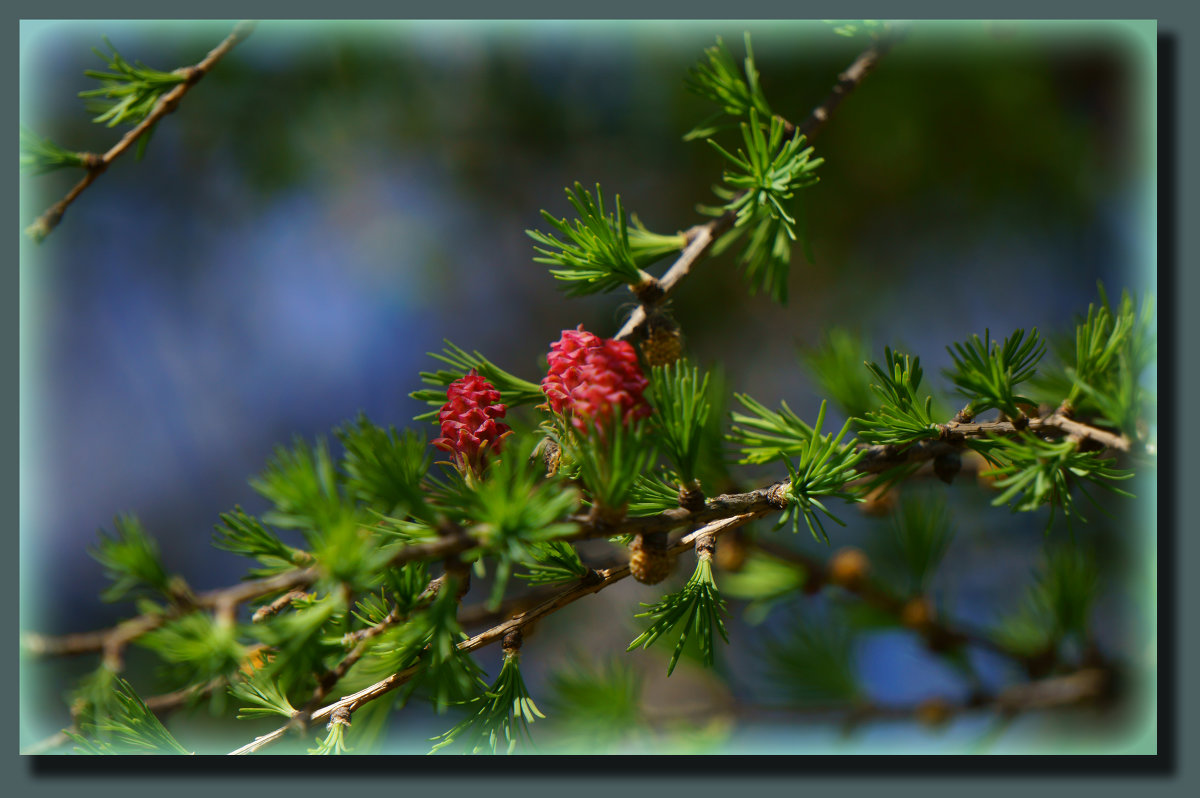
[24,400,1130,663]
[228,511,765,754]
[25,21,256,243]
[23,566,317,657]
[615,26,903,342]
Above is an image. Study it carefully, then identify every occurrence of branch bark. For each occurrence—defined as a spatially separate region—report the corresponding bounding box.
[857,411,1135,473]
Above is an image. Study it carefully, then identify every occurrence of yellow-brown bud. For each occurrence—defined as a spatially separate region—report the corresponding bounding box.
[915,697,953,728]
[541,439,561,477]
[630,532,673,584]
[640,312,683,367]
[901,596,935,631]
[239,647,274,677]
[714,529,749,572]
[828,547,870,589]
[933,451,962,485]
[858,484,898,517]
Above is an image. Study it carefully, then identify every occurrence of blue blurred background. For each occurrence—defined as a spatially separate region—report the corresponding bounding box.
[20,20,1155,752]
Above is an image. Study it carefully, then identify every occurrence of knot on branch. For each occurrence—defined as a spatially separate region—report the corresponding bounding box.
[80,152,105,171]
[933,451,962,485]
[915,697,954,729]
[765,482,791,510]
[858,483,898,517]
[678,482,706,512]
[328,706,352,728]
[501,627,523,654]
[166,576,196,608]
[631,275,664,306]
[900,596,936,633]
[588,503,627,528]
[694,533,715,561]
[714,529,748,572]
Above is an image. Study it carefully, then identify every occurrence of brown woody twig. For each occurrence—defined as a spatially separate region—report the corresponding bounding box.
[25,21,256,243]
[615,25,904,343]
[23,566,318,658]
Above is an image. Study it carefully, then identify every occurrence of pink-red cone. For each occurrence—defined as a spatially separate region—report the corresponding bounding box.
[542,325,651,434]
[432,369,511,474]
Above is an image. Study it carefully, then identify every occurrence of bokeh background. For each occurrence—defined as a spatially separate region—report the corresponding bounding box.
[19,19,1156,753]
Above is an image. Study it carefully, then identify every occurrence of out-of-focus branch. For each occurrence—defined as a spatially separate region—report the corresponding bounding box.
[25,21,256,242]
[752,539,1025,663]
[782,27,904,141]
[737,667,1112,729]
[22,566,318,658]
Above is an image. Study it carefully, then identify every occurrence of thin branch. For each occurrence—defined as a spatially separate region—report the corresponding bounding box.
[993,667,1110,712]
[303,576,447,714]
[25,21,257,242]
[457,549,633,629]
[786,27,904,142]
[144,672,235,713]
[616,26,903,342]
[857,411,1136,474]
[228,511,765,754]
[614,221,728,341]
[251,589,311,623]
[953,412,1132,453]
[23,566,318,658]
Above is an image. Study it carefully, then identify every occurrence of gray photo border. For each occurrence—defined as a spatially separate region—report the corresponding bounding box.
[7,0,1192,796]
